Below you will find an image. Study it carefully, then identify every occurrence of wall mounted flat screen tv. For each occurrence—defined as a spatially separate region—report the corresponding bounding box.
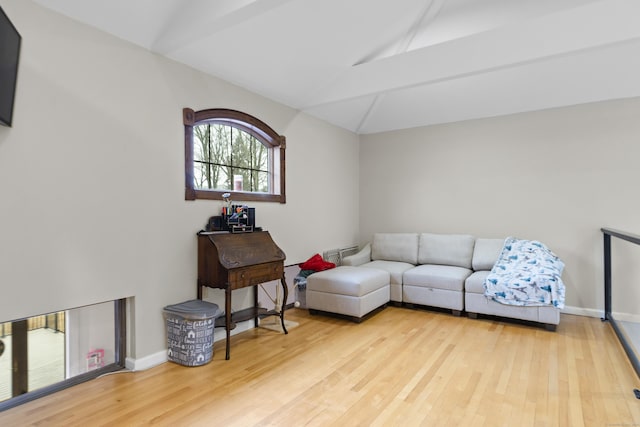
[0,6,21,127]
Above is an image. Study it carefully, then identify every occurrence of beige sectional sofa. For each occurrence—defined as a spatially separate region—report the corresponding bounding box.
[306,232,560,330]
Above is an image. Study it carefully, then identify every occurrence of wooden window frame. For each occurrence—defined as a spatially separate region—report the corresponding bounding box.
[183,108,286,204]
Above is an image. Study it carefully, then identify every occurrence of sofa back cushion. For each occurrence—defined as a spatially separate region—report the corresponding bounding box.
[418,233,475,269]
[471,238,505,271]
[371,233,419,264]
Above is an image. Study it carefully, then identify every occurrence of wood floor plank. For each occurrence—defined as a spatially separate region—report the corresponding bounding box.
[1,307,639,426]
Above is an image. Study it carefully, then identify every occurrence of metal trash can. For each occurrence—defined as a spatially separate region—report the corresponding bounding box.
[163,299,222,366]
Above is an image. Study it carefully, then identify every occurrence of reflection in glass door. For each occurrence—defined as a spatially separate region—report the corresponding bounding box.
[0,313,66,402]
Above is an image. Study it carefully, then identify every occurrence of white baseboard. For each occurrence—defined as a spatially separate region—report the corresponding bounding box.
[610,312,640,323]
[126,350,166,371]
[561,305,603,318]
[127,320,255,371]
[561,305,640,323]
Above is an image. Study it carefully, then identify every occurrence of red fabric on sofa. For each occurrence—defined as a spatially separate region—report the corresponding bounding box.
[299,253,335,271]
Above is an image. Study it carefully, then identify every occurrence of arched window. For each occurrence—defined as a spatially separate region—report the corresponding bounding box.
[183,108,286,203]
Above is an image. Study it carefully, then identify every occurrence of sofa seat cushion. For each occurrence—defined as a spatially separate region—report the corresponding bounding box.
[465,271,490,294]
[307,266,390,297]
[360,260,415,285]
[403,264,472,292]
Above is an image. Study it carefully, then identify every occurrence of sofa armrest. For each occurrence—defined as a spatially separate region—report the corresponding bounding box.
[342,243,371,266]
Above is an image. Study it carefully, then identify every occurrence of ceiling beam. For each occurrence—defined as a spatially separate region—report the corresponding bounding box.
[151,0,298,55]
[356,0,447,133]
[354,0,446,66]
[305,0,640,108]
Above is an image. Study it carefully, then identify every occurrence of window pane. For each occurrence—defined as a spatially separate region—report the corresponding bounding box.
[193,123,237,190]
[231,130,252,169]
[214,171,232,191]
[253,139,268,172]
[193,125,208,163]
[193,124,270,193]
[193,161,211,189]
[252,170,269,192]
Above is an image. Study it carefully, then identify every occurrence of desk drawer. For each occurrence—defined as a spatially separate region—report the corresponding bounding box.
[229,262,283,289]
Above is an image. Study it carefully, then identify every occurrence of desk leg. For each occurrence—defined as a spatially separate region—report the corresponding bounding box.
[254,285,259,328]
[225,284,232,360]
[280,276,288,335]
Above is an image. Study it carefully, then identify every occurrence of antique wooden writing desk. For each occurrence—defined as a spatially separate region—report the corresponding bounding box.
[197,231,288,360]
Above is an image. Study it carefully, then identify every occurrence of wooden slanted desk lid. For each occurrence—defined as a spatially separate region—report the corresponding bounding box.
[204,231,285,269]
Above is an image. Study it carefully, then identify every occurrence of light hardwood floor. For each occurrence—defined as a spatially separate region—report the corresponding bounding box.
[1,307,639,426]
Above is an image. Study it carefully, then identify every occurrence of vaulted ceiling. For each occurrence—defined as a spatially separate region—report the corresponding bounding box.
[33,0,640,134]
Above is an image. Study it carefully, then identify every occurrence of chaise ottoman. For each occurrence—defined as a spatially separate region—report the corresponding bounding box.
[306,266,390,322]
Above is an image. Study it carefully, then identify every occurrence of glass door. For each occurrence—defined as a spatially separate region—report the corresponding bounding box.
[0,299,125,410]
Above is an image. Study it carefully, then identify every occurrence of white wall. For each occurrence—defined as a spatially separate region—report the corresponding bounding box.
[0,0,359,360]
[359,97,640,317]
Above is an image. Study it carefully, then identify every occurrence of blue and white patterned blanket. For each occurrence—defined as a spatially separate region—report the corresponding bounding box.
[484,237,565,309]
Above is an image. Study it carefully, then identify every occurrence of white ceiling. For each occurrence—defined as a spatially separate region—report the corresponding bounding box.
[33,0,640,134]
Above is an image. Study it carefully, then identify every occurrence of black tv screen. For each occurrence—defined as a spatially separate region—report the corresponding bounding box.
[0,6,21,127]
